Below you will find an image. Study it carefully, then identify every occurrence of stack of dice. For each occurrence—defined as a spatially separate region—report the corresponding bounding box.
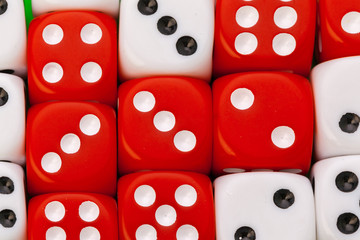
[0,0,27,239]
[2,0,360,239]
[213,0,316,239]
[25,0,215,239]
[311,0,360,239]
[25,0,119,239]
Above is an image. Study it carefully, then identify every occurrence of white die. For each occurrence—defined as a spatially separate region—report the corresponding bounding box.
[311,56,360,160]
[0,162,26,240]
[118,0,214,81]
[214,172,316,240]
[0,0,26,77]
[0,74,25,165]
[31,0,119,18]
[312,156,360,240]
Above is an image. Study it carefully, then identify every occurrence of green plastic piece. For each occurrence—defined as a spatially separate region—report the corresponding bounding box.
[23,0,33,29]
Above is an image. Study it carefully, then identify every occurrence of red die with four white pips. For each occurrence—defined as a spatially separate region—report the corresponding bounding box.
[28,11,117,107]
[28,193,118,240]
[213,0,316,77]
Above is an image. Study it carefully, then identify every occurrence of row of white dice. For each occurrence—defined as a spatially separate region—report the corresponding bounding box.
[216,160,360,240]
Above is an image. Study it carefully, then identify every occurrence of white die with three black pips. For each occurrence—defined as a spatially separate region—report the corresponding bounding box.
[312,155,360,240]
[118,0,214,81]
[214,172,316,240]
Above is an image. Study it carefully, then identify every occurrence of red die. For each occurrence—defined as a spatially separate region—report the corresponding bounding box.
[118,171,215,240]
[213,0,316,77]
[317,0,360,62]
[26,102,117,196]
[118,77,212,175]
[28,193,118,240]
[27,11,117,107]
[213,72,314,176]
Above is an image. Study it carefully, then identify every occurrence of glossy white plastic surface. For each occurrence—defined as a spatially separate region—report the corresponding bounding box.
[0,0,27,77]
[31,0,119,18]
[214,172,316,240]
[118,0,214,81]
[0,74,25,165]
[312,156,360,240]
[0,162,26,240]
[311,56,360,160]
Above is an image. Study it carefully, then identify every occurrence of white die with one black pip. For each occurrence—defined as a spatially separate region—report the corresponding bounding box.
[311,56,360,161]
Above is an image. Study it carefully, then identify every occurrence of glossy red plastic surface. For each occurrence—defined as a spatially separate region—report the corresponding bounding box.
[28,193,118,240]
[317,0,360,62]
[27,11,117,107]
[118,77,212,175]
[212,72,314,176]
[26,101,117,196]
[213,0,316,77]
[117,171,215,240]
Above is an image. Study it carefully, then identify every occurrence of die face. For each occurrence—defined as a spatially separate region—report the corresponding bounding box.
[311,156,360,240]
[215,172,316,240]
[213,72,314,176]
[118,77,212,175]
[26,102,117,196]
[0,73,25,165]
[28,193,118,240]
[318,0,360,62]
[0,0,27,77]
[311,56,360,160]
[118,0,214,81]
[117,172,215,240]
[28,11,118,107]
[0,162,26,240]
[31,0,120,18]
[213,0,316,77]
